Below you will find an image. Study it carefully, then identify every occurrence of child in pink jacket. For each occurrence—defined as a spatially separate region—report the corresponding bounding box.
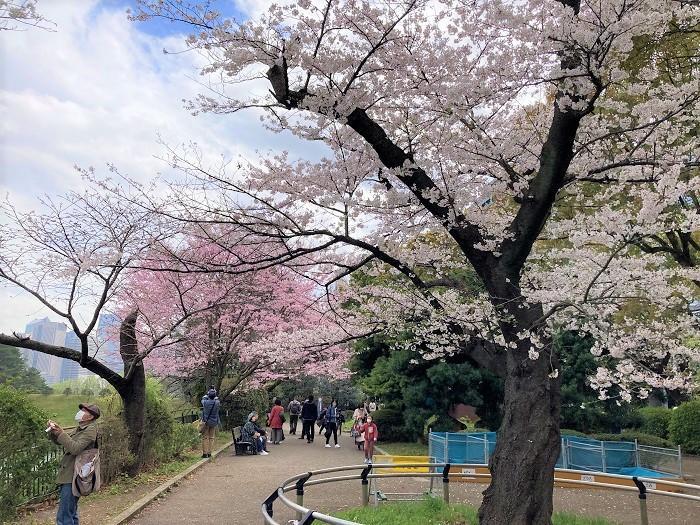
[359,415,379,463]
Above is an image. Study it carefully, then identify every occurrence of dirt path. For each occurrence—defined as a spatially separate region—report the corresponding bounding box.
[128,431,699,525]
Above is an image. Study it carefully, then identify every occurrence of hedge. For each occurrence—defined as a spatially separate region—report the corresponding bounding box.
[590,431,673,448]
[635,407,672,439]
[370,408,406,442]
[220,389,270,430]
[560,429,589,438]
[668,400,700,455]
[0,385,58,522]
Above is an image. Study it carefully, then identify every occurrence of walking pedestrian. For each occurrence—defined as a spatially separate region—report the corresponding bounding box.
[352,403,367,423]
[323,399,340,448]
[300,395,319,443]
[200,388,220,458]
[287,396,301,435]
[359,414,379,463]
[268,398,285,444]
[47,403,100,525]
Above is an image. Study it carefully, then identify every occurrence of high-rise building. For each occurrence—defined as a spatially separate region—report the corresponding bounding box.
[97,313,123,374]
[61,331,83,382]
[22,317,67,384]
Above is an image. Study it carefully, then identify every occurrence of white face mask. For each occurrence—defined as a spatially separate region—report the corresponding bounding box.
[74,410,86,422]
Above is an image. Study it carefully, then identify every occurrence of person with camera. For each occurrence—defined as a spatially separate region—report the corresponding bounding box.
[47,403,100,525]
[200,388,221,458]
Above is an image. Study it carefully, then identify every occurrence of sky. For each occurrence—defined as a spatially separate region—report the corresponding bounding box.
[0,0,316,335]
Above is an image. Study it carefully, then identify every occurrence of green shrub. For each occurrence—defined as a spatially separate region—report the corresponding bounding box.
[0,385,58,522]
[668,399,700,454]
[591,431,673,448]
[98,378,187,471]
[636,407,672,438]
[143,379,176,465]
[98,411,133,485]
[221,389,270,430]
[560,429,589,438]
[370,408,406,442]
[169,423,201,457]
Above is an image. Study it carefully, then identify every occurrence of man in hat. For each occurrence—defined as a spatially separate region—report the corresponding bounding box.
[47,403,100,525]
[200,388,221,458]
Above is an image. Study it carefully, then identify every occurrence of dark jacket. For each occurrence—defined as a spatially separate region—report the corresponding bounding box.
[301,400,318,421]
[201,396,221,427]
[241,420,265,442]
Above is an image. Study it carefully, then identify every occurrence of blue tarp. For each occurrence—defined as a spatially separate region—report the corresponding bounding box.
[428,432,668,477]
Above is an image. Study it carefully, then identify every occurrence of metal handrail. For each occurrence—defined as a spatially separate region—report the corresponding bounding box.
[261,462,700,525]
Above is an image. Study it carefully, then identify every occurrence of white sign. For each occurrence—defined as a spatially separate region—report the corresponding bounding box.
[642,481,656,490]
[580,475,595,482]
[461,468,476,474]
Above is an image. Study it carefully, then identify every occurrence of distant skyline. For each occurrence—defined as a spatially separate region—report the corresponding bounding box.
[17,313,122,383]
[0,0,323,335]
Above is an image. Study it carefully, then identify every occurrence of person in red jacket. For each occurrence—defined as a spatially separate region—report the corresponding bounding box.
[359,414,378,463]
[268,398,285,444]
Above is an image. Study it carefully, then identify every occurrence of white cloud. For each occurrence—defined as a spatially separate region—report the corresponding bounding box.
[0,0,324,335]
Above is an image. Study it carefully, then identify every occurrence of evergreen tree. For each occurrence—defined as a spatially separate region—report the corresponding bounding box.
[0,344,51,394]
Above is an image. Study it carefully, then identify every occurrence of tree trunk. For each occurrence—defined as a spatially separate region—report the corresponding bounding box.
[478,299,561,525]
[121,362,146,475]
[119,310,147,475]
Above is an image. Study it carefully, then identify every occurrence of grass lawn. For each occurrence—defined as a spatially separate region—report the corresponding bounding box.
[29,394,198,427]
[29,394,97,426]
[377,442,429,457]
[336,498,615,525]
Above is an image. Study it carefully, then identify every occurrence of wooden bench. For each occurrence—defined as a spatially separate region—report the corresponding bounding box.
[232,426,255,455]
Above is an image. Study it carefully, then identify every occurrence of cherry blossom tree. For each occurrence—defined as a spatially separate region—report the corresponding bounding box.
[0,188,173,472]
[0,0,54,31]
[131,1,700,522]
[117,234,350,401]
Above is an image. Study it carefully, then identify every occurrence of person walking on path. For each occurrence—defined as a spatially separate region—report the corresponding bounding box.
[200,388,220,458]
[47,402,100,525]
[352,403,367,423]
[301,395,318,443]
[359,414,379,463]
[241,412,269,455]
[269,398,285,444]
[299,396,309,440]
[287,396,301,434]
[323,399,340,448]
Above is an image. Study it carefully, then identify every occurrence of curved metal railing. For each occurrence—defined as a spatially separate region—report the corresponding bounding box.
[260,462,700,525]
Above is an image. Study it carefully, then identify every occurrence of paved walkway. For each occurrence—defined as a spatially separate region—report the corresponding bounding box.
[128,428,367,524]
[128,427,700,525]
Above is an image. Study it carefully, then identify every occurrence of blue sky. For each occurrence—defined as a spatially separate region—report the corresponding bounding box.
[0,0,322,334]
[99,0,247,38]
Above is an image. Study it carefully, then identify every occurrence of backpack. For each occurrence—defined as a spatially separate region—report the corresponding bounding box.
[72,438,101,497]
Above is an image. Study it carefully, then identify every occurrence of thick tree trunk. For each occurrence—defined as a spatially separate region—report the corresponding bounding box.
[121,361,146,475]
[119,310,147,475]
[478,296,561,525]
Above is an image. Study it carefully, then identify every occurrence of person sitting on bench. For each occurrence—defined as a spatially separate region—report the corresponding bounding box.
[241,411,269,455]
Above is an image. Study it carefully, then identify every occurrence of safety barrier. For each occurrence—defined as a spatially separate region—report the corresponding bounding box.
[429,432,683,478]
[260,462,700,525]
